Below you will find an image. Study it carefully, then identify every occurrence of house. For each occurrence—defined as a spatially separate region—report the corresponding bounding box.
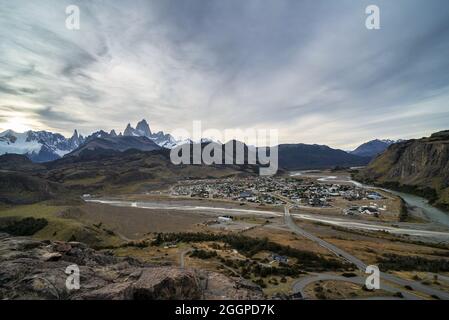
[367,192,383,200]
[163,241,178,249]
[218,216,233,223]
[272,254,288,264]
[239,191,253,199]
[344,206,360,215]
[360,206,379,216]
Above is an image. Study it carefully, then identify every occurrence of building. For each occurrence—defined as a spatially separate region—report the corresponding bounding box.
[272,254,288,264]
[218,216,233,223]
[239,191,253,199]
[367,192,383,200]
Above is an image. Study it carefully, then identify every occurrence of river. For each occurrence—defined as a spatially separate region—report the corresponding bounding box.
[382,189,449,227]
[290,171,449,228]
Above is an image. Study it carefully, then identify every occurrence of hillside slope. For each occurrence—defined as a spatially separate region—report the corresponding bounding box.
[350,139,396,158]
[67,136,162,156]
[355,130,449,210]
[278,144,370,170]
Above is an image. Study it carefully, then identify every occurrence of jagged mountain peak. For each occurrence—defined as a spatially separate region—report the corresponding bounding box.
[136,119,152,136]
[1,119,182,162]
[123,123,135,136]
[0,129,16,136]
[0,129,86,162]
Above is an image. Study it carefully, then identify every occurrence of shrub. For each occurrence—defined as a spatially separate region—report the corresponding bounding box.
[190,249,217,259]
[151,232,351,271]
[0,217,48,236]
[378,254,449,273]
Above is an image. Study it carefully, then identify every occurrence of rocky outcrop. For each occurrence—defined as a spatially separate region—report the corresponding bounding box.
[0,234,263,300]
[355,130,449,209]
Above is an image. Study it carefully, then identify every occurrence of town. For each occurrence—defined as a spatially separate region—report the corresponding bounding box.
[171,177,386,216]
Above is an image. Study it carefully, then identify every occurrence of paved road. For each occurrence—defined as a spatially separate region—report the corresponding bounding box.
[89,198,449,299]
[284,205,367,270]
[291,212,449,241]
[284,206,449,300]
[88,199,449,240]
[292,273,419,300]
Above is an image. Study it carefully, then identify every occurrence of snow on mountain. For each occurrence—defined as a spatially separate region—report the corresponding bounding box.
[123,119,178,148]
[350,139,399,159]
[0,129,85,162]
[0,118,217,162]
[135,119,152,137]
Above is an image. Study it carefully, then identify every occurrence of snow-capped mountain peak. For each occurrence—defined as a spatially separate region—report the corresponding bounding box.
[136,119,152,137]
[122,119,176,147]
[350,138,399,158]
[0,118,215,162]
[0,129,85,162]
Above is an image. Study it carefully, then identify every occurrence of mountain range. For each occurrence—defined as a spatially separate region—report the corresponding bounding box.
[1,119,398,169]
[122,119,177,148]
[2,127,448,208]
[278,144,370,170]
[0,129,84,162]
[68,135,162,157]
[0,119,176,162]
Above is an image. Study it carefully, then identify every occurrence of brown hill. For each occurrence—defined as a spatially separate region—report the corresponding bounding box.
[355,130,449,210]
[0,149,257,204]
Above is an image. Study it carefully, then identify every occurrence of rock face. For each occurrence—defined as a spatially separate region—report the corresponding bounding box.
[356,130,449,209]
[135,119,152,137]
[123,119,177,148]
[0,234,263,300]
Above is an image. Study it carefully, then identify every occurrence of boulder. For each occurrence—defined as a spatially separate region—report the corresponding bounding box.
[0,234,263,300]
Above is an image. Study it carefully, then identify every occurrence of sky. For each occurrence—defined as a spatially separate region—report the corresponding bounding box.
[1,0,449,149]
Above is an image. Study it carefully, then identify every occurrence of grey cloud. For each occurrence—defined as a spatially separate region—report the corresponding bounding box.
[0,0,448,146]
[33,106,85,124]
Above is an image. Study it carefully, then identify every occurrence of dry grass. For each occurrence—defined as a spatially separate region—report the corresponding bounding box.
[0,202,122,248]
[304,280,393,300]
[244,224,332,256]
[79,202,209,239]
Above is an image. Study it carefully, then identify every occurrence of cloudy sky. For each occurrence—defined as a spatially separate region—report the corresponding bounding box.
[1,0,449,149]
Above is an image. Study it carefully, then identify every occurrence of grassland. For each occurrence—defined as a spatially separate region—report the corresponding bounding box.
[0,202,122,248]
[303,280,394,300]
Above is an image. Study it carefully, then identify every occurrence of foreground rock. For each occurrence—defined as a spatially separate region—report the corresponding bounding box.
[0,233,263,300]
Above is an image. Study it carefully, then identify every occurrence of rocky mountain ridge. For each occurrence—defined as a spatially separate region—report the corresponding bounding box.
[0,119,176,162]
[0,129,85,162]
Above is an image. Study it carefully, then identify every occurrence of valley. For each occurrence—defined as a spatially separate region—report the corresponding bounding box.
[3,162,448,300]
[1,130,449,300]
